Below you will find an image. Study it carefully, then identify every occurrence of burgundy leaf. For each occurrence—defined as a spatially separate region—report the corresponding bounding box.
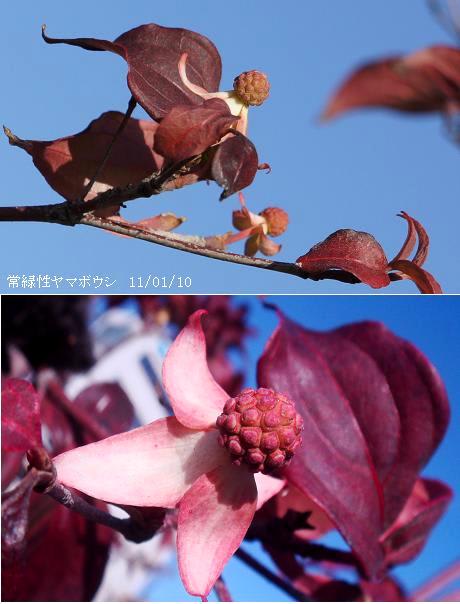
[336,321,450,527]
[381,478,452,566]
[43,23,222,120]
[2,385,116,601]
[207,352,244,398]
[2,493,112,602]
[2,471,42,562]
[1,379,42,453]
[2,453,24,491]
[322,45,460,120]
[73,383,134,440]
[302,331,401,485]
[390,212,418,264]
[360,577,407,602]
[257,313,386,580]
[5,112,162,210]
[296,229,391,289]
[390,260,442,294]
[1,471,43,601]
[154,99,237,163]
[211,134,259,199]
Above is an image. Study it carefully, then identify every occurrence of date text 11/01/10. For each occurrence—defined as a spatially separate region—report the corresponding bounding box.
[128,275,192,289]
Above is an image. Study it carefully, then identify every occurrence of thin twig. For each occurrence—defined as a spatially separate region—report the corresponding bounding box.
[80,153,209,214]
[79,96,137,201]
[80,214,364,285]
[235,548,310,601]
[213,576,233,602]
[46,381,110,442]
[46,481,159,543]
[0,203,402,286]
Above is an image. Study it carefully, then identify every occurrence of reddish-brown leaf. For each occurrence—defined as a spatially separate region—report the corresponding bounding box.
[322,45,460,120]
[211,134,259,199]
[390,212,429,265]
[73,383,135,442]
[381,478,452,566]
[257,313,386,580]
[154,99,237,163]
[1,379,42,453]
[258,309,450,576]
[296,229,391,289]
[42,23,222,120]
[390,260,443,294]
[336,322,450,527]
[5,112,162,209]
[2,493,112,602]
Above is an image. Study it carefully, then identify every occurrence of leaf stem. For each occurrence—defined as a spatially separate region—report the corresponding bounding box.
[79,96,137,202]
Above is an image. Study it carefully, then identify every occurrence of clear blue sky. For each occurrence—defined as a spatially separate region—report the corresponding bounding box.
[142,295,459,601]
[1,1,459,293]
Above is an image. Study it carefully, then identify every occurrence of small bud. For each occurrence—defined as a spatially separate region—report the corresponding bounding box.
[259,207,289,236]
[233,71,270,106]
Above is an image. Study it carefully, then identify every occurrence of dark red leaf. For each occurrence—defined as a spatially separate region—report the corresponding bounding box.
[2,471,42,563]
[154,99,237,163]
[296,229,391,289]
[43,23,222,120]
[381,478,452,566]
[335,321,450,527]
[207,352,244,397]
[1,379,42,453]
[2,493,112,602]
[211,134,259,199]
[390,260,443,294]
[257,313,386,580]
[2,453,24,491]
[396,212,429,266]
[73,383,134,440]
[360,577,407,602]
[5,112,162,209]
[390,212,418,264]
[322,45,460,120]
[301,331,401,485]
[2,384,116,601]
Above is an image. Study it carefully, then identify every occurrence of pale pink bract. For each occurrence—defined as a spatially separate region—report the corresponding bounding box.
[53,310,286,598]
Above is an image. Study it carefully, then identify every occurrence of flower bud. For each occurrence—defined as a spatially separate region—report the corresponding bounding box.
[233,71,270,106]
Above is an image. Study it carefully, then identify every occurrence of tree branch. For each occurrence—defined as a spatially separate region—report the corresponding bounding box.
[80,214,366,284]
[235,547,310,601]
[0,162,405,287]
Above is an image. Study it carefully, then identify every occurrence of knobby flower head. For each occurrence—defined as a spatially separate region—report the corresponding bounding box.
[52,310,303,598]
[178,54,270,135]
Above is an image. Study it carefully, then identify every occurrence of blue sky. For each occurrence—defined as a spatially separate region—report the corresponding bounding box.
[144,295,460,601]
[1,0,459,293]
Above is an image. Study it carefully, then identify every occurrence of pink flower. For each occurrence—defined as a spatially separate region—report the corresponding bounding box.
[53,310,303,598]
